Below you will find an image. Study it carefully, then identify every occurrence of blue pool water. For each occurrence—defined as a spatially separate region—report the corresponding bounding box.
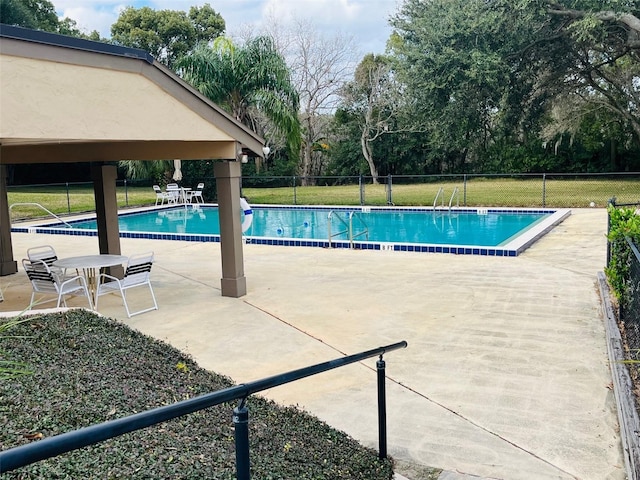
[41,205,569,256]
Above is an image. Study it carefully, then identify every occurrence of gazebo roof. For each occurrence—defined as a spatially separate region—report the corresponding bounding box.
[0,24,265,164]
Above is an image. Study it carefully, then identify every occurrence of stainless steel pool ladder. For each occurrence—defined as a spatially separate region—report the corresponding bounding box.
[327,210,369,248]
[9,203,74,228]
[433,187,444,209]
[448,187,460,210]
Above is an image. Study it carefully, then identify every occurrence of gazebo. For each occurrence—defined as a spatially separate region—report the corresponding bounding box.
[0,24,266,298]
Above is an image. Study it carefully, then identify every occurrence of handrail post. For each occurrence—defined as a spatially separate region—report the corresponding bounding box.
[376,354,387,459]
[292,176,297,205]
[66,182,71,214]
[359,174,365,206]
[463,174,467,206]
[233,398,251,480]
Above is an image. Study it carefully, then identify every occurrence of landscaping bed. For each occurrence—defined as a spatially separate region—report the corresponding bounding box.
[0,310,394,479]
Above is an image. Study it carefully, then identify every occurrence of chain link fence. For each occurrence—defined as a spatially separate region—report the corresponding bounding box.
[6,173,639,221]
[623,240,640,354]
[606,202,640,416]
[242,172,640,207]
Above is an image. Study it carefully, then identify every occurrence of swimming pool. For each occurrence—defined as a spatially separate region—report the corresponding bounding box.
[15,205,570,256]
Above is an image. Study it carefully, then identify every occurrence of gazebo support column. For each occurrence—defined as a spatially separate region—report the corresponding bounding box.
[0,164,18,276]
[214,160,246,298]
[91,163,123,278]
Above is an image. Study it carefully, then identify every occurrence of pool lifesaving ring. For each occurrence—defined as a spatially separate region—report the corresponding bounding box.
[240,197,253,232]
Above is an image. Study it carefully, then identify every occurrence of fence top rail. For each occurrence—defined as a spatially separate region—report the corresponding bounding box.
[627,237,640,262]
[0,340,407,473]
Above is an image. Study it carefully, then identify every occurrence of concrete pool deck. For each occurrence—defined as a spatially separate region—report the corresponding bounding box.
[0,208,626,479]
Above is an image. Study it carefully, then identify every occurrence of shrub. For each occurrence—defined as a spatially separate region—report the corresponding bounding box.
[605,206,640,303]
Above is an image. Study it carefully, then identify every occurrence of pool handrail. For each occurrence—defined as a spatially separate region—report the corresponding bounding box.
[9,202,74,229]
[448,187,460,210]
[349,211,369,243]
[327,210,349,248]
[433,187,444,209]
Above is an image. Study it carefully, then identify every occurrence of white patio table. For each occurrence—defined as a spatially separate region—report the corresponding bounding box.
[53,254,127,309]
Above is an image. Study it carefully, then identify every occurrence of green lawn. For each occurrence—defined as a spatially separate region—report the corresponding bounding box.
[243,177,639,208]
[7,185,157,219]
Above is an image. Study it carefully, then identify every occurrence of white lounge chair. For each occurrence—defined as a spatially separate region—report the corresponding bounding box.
[95,252,158,318]
[187,183,204,204]
[22,258,93,310]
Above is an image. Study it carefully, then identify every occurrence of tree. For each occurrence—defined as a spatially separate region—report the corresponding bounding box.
[389,0,640,173]
[338,54,406,182]
[0,0,100,38]
[286,20,358,183]
[176,36,301,156]
[536,1,640,143]
[111,4,224,68]
[390,0,525,172]
[253,16,360,182]
[0,0,58,31]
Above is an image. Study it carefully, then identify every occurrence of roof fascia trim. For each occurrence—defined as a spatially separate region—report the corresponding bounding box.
[0,23,153,64]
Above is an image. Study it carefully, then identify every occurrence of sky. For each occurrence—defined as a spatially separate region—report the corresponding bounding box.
[53,0,400,55]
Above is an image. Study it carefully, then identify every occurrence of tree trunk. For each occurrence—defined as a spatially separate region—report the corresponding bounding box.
[300,141,314,186]
[361,134,379,184]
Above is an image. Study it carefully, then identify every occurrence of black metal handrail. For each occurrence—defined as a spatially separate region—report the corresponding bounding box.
[0,340,407,478]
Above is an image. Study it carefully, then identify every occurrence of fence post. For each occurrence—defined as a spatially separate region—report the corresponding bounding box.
[65,182,71,214]
[233,398,251,480]
[124,179,129,207]
[606,197,616,268]
[387,174,393,205]
[463,174,467,206]
[359,175,365,206]
[292,176,297,205]
[377,355,387,459]
[542,173,546,207]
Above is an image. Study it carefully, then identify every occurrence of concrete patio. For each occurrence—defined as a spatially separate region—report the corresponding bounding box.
[0,208,625,479]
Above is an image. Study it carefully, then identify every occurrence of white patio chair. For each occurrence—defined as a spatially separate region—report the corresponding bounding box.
[95,252,158,318]
[166,183,181,204]
[153,185,170,205]
[27,245,67,279]
[187,182,204,203]
[22,258,93,310]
